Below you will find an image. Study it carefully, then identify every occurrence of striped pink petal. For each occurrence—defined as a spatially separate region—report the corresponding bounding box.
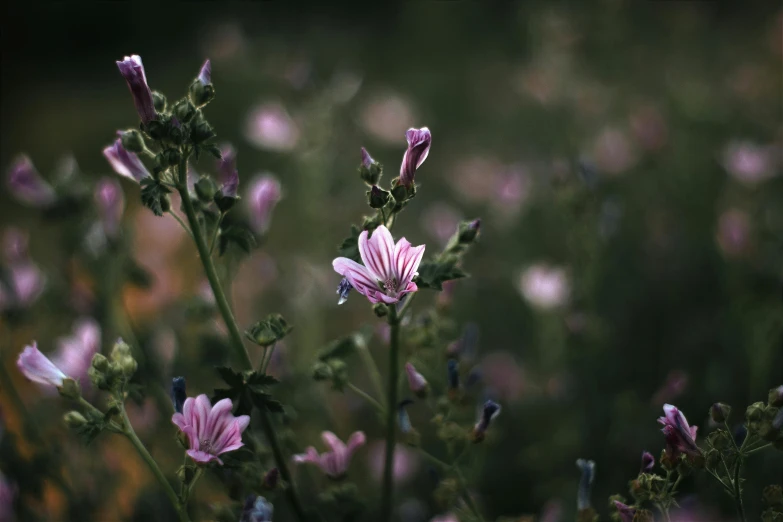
[358,226,395,281]
[393,238,425,286]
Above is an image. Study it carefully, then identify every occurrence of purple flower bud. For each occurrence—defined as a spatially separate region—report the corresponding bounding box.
[336,278,353,305]
[197,59,212,85]
[398,399,414,434]
[613,501,636,522]
[103,135,151,183]
[405,362,428,397]
[217,144,239,198]
[171,377,186,414]
[248,175,282,234]
[361,147,374,169]
[6,155,56,207]
[575,459,595,510]
[472,399,500,442]
[116,55,156,124]
[94,177,125,238]
[640,451,655,473]
[399,127,431,187]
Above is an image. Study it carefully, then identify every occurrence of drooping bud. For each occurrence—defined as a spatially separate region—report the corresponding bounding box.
[94,177,125,239]
[640,451,655,473]
[710,402,732,423]
[575,459,596,511]
[6,155,56,207]
[405,362,428,398]
[399,127,432,187]
[359,147,383,185]
[116,55,157,124]
[103,135,151,183]
[119,129,145,153]
[336,278,353,305]
[171,377,186,414]
[471,399,501,443]
[63,411,88,429]
[189,59,215,107]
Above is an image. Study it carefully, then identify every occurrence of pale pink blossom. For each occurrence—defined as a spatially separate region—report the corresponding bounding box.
[245,103,300,152]
[360,93,417,144]
[332,225,425,305]
[399,127,432,187]
[103,136,151,182]
[248,174,282,234]
[367,441,419,483]
[50,318,101,388]
[16,343,67,388]
[430,514,459,522]
[171,394,250,465]
[293,431,365,478]
[517,264,570,310]
[722,140,777,185]
[405,362,428,395]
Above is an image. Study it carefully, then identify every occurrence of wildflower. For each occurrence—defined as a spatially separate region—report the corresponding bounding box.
[248,175,282,234]
[171,377,187,414]
[641,451,655,473]
[116,55,157,124]
[658,404,700,457]
[575,459,595,510]
[472,400,501,442]
[336,278,353,305]
[405,362,428,397]
[359,147,382,185]
[16,342,67,387]
[332,225,425,305]
[94,177,125,238]
[613,500,636,522]
[50,318,101,388]
[240,495,273,522]
[292,431,365,478]
[0,229,46,312]
[517,263,570,310]
[171,394,250,465]
[6,155,56,207]
[367,441,419,483]
[216,144,239,198]
[103,135,151,182]
[245,103,300,152]
[399,127,432,187]
[189,59,215,107]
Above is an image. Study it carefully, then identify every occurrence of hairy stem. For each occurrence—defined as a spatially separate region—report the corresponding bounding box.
[176,153,308,522]
[380,305,401,521]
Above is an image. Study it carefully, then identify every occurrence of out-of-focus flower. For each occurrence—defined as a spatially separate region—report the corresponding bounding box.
[613,500,636,522]
[332,225,425,305]
[245,102,300,152]
[6,155,56,207]
[16,342,67,388]
[171,377,186,414]
[367,441,419,483]
[3,228,27,263]
[575,459,595,511]
[452,156,505,203]
[240,495,273,522]
[116,55,157,124]
[328,69,363,104]
[480,352,525,402]
[360,92,417,144]
[103,135,151,183]
[722,140,777,185]
[293,431,365,478]
[216,144,239,198]
[94,177,125,238]
[629,104,668,152]
[50,318,101,389]
[248,174,282,234]
[658,404,700,457]
[202,22,246,60]
[399,127,432,187]
[171,394,250,465]
[405,363,428,397]
[125,398,159,436]
[651,370,688,406]
[493,169,531,217]
[517,264,570,310]
[716,208,751,258]
[540,501,564,522]
[0,229,46,313]
[422,203,462,247]
[0,472,15,522]
[472,400,501,442]
[430,514,458,522]
[591,127,639,176]
[641,451,655,472]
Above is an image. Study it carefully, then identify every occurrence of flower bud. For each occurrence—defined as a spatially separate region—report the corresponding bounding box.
[116,55,156,124]
[405,362,428,398]
[399,127,431,187]
[336,278,353,306]
[64,411,88,429]
[769,385,783,407]
[159,149,181,169]
[391,183,408,203]
[747,401,766,422]
[190,118,216,143]
[176,465,195,484]
[103,136,151,183]
[171,377,186,414]
[640,451,655,472]
[6,155,56,207]
[458,219,481,244]
[173,99,197,123]
[151,91,167,113]
[710,402,732,423]
[368,185,391,209]
[372,303,387,317]
[189,60,215,107]
[471,399,501,443]
[88,366,110,391]
[58,377,81,400]
[312,362,333,381]
[91,353,110,373]
[359,147,382,185]
[194,176,218,203]
[119,130,144,153]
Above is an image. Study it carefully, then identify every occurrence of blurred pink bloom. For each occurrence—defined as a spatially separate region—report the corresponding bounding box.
[284,59,312,90]
[202,22,245,60]
[94,177,125,238]
[399,127,432,187]
[361,93,417,144]
[651,370,688,406]
[0,228,46,311]
[480,352,525,402]
[3,227,28,263]
[405,362,428,395]
[172,394,250,465]
[629,104,668,151]
[248,174,282,235]
[245,103,300,152]
[591,127,638,175]
[452,156,505,203]
[722,140,777,185]
[430,515,459,522]
[332,225,425,304]
[493,168,531,216]
[641,451,655,472]
[293,431,365,478]
[367,441,419,483]
[16,342,67,388]
[0,472,15,522]
[716,208,751,258]
[422,203,462,247]
[658,404,700,457]
[6,155,56,207]
[50,318,101,389]
[126,398,159,435]
[517,264,570,310]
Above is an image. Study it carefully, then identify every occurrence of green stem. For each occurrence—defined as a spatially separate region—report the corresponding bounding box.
[182,467,204,509]
[119,404,188,522]
[346,382,385,416]
[261,343,276,374]
[175,153,308,522]
[417,449,484,522]
[380,305,400,522]
[169,211,194,239]
[745,442,772,455]
[208,212,224,256]
[733,452,746,522]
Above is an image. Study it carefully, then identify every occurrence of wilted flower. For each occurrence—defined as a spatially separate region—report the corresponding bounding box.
[332,225,425,305]
[171,394,250,465]
[6,155,56,207]
[248,175,282,234]
[613,500,636,522]
[575,459,595,510]
[171,377,186,414]
[94,177,125,238]
[405,362,428,397]
[240,495,273,522]
[116,55,157,124]
[17,342,68,388]
[293,431,365,478]
[472,400,501,442]
[641,451,655,472]
[103,135,151,183]
[399,127,432,187]
[658,404,700,457]
[517,264,570,310]
[245,103,300,152]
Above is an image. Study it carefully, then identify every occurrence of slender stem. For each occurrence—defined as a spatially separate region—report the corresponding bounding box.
[733,452,746,522]
[182,467,204,509]
[346,382,385,416]
[208,212,224,256]
[745,442,772,455]
[396,292,417,320]
[357,339,385,409]
[261,343,276,374]
[119,404,188,522]
[175,153,308,522]
[380,208,388,227]
[380,306,400,522]
[168,211,194,239]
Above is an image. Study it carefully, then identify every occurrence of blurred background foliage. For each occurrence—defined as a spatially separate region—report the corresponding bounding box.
[1,2,782,521]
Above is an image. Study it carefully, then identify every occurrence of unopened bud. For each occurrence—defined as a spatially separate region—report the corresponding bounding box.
[91,353,109,373]
[173,99,197,123]
[160,149,181,169]
[194,176,218,203]
[312,362,333,381]
[189,61,215,107]
[710,403,732,423]
[391,183,408,203]
[120,130,145,153]
[358,147,382,185]
[88,366,110,391]
[747,401,766,423]
[63,411,87,429]
[152,91,167,112]
[190,119,216,144]
[458,219,481,244]
[110,339,132,362]
[58,378,81,400]
[368,186,391,209]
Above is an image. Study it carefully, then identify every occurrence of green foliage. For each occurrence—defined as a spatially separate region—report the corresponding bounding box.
[415,258,467,290]
[337,225,362,262]
[218,224,257,256]
[139,178,171,217]
[213,366,283,416]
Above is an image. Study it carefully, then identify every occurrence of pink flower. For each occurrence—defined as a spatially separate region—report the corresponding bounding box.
[332,225,425,305]
[16,342,68,387]
[6,155,56,207]
[50,318,101,388]
[248,175,282,234]
[658,404,700,457]
[0,232,46,312]
[366,441,419,483]
[94,177,125,238]
[116,55,156,124]
[517,264,570,310]
[405,362,428,396]
[103,136,151,183]
[399,127,432,187]
[430,515,459,522]
[245,103,300,152]
[293,431,365,478]
[171,394,250,465]
[613,501,636,522]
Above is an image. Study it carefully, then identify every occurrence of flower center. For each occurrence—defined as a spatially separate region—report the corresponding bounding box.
[200,439,213,453]
[383,278,398,294]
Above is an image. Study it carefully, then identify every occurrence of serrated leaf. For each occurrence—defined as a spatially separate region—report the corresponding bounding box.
[216,366,244,388]
[140,179,171,217]
[414,259,467,290]
[318,335,359,361]
[337,225,361,262]
[219,224,257,256]
[212,387,238,402]
[250,390,284,414]
[246,372,279,387]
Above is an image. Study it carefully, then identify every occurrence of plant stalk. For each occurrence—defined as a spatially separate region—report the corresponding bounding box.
[380,305,400,521]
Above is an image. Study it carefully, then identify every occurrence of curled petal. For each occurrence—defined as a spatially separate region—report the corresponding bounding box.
[187,449,222,465]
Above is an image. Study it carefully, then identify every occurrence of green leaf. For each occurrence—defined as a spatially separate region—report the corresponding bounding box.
[414,258,467,290]
[250,391,284,413]
[212,387,238,402]
[139,179,171,217]
[246,372,279,387]
[218,224,257,256]
[318,334,360,361]
[216,366,243,388]
[337,225,361,262]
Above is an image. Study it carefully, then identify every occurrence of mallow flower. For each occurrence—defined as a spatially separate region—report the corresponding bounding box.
[658,403,700,457]
[6,155,56,207]
[399,127,431,187]
[103,135,151,183]
[405,362,428,397]
[292,431,365,478]
[94,177,125,238]
[171,394,250,465]
[332,225,425,305]
[116,55,157,124]
[17,343,68,387]
[50,318,101,388]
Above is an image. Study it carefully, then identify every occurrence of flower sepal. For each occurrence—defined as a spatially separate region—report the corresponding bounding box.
[58,377,82,400]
